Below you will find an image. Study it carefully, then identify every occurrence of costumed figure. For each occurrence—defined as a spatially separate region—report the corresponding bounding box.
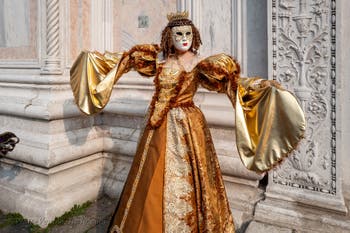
[70,11,306,233]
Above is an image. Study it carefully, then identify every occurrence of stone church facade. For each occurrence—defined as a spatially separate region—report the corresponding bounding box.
[0,0,349,232]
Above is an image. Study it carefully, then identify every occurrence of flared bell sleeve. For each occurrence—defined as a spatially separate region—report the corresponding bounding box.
[196,54,306,174]
[235,78,306,173]
[70,44,160,115]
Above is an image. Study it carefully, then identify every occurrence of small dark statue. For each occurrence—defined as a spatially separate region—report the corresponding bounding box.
[0,132,19,157]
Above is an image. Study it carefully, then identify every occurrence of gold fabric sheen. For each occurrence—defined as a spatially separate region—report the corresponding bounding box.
[70,51,124,115]
[70,44,306,233]
[70,44,158,115]
[234,78,305,173]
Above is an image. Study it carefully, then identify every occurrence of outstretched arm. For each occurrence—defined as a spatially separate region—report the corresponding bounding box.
[196,54,306,174]
[70,44,160,115]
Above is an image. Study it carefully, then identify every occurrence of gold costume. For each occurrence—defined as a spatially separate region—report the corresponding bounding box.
[70,44,305,233]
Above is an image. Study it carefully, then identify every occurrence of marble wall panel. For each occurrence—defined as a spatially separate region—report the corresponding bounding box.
[112,0,177,51]
[246,0,268,78]
[200,0,232,57]
[338,0,350,201]
[0,0,29,47]
[69,0,91,63]
[0,0,38,61]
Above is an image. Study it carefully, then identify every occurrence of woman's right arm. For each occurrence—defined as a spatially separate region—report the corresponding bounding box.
[70,44,160,115]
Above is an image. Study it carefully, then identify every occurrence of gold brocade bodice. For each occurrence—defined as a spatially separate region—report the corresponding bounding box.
[148,59,200,128]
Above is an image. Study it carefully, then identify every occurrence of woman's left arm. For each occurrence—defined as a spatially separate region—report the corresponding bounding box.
[196,54,306,174]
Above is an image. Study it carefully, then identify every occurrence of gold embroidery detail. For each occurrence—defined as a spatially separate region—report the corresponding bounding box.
[120,130,154,230]
[162,67,180,76]
[164,108,194,233]
[167,11,189,22]
[147,65,187,129]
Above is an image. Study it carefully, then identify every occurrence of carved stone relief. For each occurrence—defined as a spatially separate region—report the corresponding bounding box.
[271,0,336,194]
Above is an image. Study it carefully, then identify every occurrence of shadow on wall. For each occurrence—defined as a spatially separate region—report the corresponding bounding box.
[62,99,98,146]
[0,162,21,181]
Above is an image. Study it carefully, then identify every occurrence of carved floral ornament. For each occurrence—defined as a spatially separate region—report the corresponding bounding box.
[272,0,336,195]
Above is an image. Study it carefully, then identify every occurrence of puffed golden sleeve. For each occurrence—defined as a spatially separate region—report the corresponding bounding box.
[196,54,239,98]
[196,54,306,173]
[70,44,160,115]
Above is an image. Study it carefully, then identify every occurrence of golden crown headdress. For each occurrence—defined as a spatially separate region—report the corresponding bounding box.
[167,11,189,22]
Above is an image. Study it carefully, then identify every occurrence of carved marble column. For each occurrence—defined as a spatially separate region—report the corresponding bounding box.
[41,0,64,74]
[249,0,350,232]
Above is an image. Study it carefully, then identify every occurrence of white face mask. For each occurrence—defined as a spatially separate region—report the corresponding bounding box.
[171,25,193,53]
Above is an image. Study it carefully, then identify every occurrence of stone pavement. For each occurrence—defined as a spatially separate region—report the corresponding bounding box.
[0,195,118,233]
